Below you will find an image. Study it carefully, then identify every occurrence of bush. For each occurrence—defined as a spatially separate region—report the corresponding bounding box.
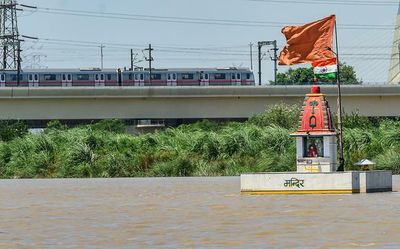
[90,119,126,134]
[342,112,373,129]
[0,120,28,142]
[46,120,68,131]
[249,103,300,130]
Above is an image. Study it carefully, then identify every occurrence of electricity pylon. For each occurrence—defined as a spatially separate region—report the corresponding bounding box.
[0,0,21,71]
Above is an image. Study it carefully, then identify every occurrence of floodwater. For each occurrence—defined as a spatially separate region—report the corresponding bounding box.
[0,177,399,249]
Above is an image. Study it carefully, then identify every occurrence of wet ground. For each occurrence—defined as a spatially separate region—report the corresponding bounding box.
[0,176,399,249]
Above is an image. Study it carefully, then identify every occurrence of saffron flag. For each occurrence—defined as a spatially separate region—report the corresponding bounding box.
[279,15,336,65]
[312,58,337,80]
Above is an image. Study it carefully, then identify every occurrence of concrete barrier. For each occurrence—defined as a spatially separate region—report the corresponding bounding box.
[359,171,392,193]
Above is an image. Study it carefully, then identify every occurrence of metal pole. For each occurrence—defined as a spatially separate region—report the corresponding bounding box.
[17,39,21,86]
[149,44,152,84]
[334,20,345,172]
[2,45,6,70]
[250,43,253,71]
[145,44,154,84]
[258,42,262,85]
[130,49,134,71]
[100,44,104,70]
[273,40,278,84]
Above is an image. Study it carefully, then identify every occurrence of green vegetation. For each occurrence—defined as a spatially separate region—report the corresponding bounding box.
[272,62,361,85]
[0,106,399,179]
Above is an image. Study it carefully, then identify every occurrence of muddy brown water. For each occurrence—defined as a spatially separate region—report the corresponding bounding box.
[0,176,399,249]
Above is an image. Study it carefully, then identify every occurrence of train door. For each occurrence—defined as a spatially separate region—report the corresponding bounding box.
[62,73,68,87]
[231,73,241,85]
[0,73,5,87]
[33,73,39,86]
[99,73,105,86]
[62,74,73,87]
[167,73,177,86]
[67,73,73,86]
[236,73,241,86]
[95,74,105,86]
[28,74,33,86]
[200,72,209,86]
[134,73,144,86]
[29,73,39,87]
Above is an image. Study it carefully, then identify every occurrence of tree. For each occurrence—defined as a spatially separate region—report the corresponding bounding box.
[271,62,361,85]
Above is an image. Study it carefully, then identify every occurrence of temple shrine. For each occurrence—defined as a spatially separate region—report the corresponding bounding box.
[240,86,392,194]
[291,85,337,173]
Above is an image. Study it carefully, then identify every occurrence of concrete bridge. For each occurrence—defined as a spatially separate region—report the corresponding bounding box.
[0,85,399,126]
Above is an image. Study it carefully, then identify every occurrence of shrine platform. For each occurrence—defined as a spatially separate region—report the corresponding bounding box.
[240,171,392,195]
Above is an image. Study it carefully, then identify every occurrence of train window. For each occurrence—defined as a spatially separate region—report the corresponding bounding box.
[29,74,33,81]
[107,74,112,81]
[44,74,56,81]
[151,74,161,80]
[200,74,203,80]
[62,74,66,81]
[95,74,99,81]
[214,73,226,80]
[246,73,251,80]
[68,74,72,81]
[129,73,133,80]
[205,74,209,80]
[182,73,194,80]
[100,74,104,81]
[167,74,171,80]
[10,75,17,81]
[140,74,144,80]
[237,74,241,79]
[77,74,90,81]
[134,74,138,80]
[232,74,236,80]
[34,74,38,81]
[0,75,4,81]
[173,74,176,80]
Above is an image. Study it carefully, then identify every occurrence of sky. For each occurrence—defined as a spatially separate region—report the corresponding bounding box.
[17,0,399,84]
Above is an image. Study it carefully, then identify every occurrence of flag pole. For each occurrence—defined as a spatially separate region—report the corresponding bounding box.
[334,19,345,172]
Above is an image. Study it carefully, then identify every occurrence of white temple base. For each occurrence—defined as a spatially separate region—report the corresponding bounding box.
[240,171,392,195]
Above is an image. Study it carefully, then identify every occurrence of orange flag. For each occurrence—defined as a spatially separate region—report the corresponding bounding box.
[279,15,336,65]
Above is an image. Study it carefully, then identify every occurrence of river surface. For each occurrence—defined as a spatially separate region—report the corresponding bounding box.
[0,176,399,249]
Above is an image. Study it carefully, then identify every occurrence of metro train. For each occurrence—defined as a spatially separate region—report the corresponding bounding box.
[0,67,255,87]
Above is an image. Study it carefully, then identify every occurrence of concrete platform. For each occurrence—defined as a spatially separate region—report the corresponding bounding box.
[240,171,392,195]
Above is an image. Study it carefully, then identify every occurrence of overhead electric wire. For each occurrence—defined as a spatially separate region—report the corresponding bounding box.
[247,0,398,6]
[25,38,394,55]
[23,39,252,55]
[21,6,396,30]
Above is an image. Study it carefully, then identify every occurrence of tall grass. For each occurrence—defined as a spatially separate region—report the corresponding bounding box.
[0,106,400,178]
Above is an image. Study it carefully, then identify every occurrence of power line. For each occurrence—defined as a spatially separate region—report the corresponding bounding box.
[23,39,254,55]
[23,37,397,55]
[247,0,399,6]
[20,6,396,30]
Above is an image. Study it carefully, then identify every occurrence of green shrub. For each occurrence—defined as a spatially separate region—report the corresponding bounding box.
[249,103,300,130]
[0,120,28,142]
[90,119,126,134]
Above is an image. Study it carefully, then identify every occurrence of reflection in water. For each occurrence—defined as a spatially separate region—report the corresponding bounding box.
[0,177,399,249]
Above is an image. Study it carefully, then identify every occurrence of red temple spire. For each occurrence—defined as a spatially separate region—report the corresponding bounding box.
[293,86,336,136]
